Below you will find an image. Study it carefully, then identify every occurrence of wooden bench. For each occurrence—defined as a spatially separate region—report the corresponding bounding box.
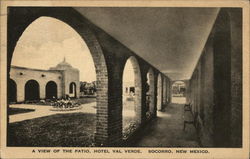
[183,103,197,131]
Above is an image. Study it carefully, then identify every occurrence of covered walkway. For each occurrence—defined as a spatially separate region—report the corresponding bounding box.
[136,98,200,147]
[6,7,242,148]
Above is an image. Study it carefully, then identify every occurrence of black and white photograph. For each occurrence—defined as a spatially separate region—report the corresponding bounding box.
[0,0,249,159]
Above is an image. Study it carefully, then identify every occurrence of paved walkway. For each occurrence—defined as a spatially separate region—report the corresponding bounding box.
[136,99,200,147]
[9,102,97,123]
[9,102,135,123]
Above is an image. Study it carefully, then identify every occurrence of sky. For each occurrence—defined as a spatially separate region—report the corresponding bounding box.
[11,16,134,83]
[11,17,98,82]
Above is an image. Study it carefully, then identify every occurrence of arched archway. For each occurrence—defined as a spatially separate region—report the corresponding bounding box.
[146,68,155,117]
[46,81,57,99]
[69,82,77,98]
[25,80,40,101]
[122,56,142,138]
[171,81,186,104]
[157,74,163,111]
[9,79,17,103]
[8,8,109,145]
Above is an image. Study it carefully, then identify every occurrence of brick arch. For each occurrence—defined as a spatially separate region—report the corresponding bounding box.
[157,73,163,111]
[146,68,155,115]
[7,8,108,145]
[122,56,142,124]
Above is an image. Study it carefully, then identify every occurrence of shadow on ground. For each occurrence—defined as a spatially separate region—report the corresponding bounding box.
[135,103,200,147]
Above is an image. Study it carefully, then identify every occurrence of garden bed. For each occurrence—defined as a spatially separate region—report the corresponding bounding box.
[19,97,96,106]
[123,116,139,140]
[122,116,155,147]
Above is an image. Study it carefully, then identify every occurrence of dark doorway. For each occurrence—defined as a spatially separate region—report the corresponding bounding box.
[69,82,76,98]
[46,81,57,99]
[25,80,40,101]
[9,79,17,102]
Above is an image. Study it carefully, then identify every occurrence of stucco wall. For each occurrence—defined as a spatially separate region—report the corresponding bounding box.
[63,69,80,98]
[10,66,63,102]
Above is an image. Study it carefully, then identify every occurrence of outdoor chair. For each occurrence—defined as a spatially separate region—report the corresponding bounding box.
[183,103,197,131]
[184,103,192,112]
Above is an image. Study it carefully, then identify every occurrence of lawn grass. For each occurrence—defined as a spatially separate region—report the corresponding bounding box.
[8,99,139,146]
[8,113,96,147]
[8,108,35,115]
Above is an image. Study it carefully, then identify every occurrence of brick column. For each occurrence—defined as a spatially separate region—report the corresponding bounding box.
[147,68,155,115]
[153,72,158,117]
[105,60,123,146]
[162,77,167,105]
[157,74,163,110]
[140,66,148,125]
[94,73,111,146]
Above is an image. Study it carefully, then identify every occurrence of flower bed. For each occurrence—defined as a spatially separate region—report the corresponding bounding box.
[123,120,139,140]
[146,111,154,121]
[50,100,82,111]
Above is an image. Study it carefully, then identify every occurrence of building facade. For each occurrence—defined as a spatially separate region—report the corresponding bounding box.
[9,58,80,102]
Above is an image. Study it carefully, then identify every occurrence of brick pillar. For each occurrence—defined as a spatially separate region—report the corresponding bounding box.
[157,74,163,110]
[95,58,122,146]
[169,81,173,103]
[134,67,142,124]
[95,70,111,146]
[148,68,155,115]
[140,66,148,125]
[162,77,167,105]
[167,79,171,103]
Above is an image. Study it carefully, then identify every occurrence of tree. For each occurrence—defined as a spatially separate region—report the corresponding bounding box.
[80,81,87,93]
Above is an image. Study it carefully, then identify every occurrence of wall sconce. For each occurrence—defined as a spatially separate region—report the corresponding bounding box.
[19,72,23,75]
[41,74,45,77]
